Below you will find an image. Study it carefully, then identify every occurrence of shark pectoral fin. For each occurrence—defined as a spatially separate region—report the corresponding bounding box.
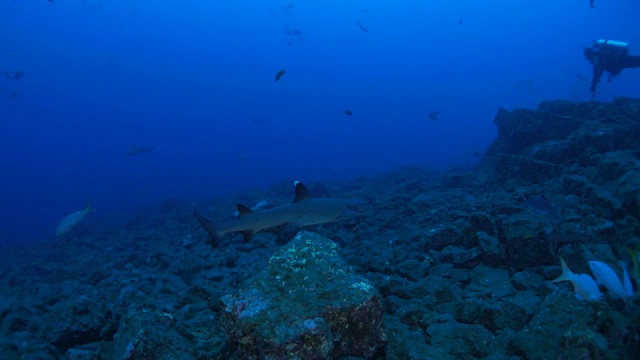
[240,230,255,243]
[236,204,252,217]
[268,223,299,245]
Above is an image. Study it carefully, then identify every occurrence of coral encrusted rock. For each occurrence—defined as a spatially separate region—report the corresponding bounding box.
[220,231,387,359]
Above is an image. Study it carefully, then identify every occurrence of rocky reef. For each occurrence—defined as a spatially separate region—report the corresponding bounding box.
[1,97,640,359]
[478,97,640,270]
[220,231,386,359]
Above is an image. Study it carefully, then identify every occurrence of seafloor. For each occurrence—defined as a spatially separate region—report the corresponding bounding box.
[2,97,640,359]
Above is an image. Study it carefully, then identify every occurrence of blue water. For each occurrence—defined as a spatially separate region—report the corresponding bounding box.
[1,0,639,245]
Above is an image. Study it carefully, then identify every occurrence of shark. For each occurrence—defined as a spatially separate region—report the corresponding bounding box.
[194,181,366,248]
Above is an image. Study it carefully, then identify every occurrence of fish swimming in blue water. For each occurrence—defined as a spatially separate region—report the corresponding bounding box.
[619,261,634,297]
[589,260,631,302]
[275,69,287,81]
[356,20,369,33]
[522,194,560,221]
[127,144,154,157]
[55,202,94,236]
[627,247,640,288]
[4,71,25,81]
[552,257,602,301]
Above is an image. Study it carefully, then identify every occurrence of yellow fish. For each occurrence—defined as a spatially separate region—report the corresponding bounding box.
[627,246,640,287]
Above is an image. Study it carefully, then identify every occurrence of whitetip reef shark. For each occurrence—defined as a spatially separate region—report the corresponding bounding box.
[194,181,366,248]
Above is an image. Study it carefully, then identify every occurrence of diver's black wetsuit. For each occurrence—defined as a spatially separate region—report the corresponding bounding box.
[584,41,640,95]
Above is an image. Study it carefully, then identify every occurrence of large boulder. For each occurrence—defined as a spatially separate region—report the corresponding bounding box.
[220,231,387,359]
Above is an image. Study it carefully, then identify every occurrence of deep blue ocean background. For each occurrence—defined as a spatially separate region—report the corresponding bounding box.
[1,0,639,245]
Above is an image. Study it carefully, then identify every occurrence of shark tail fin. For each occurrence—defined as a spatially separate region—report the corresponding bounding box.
[193,209,222,248]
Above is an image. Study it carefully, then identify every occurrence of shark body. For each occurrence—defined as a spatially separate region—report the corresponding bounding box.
[194,181,365,248]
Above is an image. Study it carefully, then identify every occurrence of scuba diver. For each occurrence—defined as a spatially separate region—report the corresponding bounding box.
[584,40,640,96]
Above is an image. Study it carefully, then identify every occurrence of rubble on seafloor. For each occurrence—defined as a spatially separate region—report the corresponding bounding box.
[1,97,640,359]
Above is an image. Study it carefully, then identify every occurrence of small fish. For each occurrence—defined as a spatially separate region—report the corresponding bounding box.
[356,20,369,33]
[251,117,267,125]
[590,0,595,8]
[4,71,25,81]
[619,261,634,297]
[343,109,353,116]
[284,28,305,42]
[459,17,463,26]
[552,257,602,301]
[56,202,94,236]
[589,261,629,300]
[275,69,287,81]
[127,144,154,157]
[627,247,640,286]
[522,194,560,219]
[428,110,441,121]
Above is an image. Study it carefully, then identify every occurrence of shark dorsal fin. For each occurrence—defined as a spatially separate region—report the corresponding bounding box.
[236,204,253,216]
[293,181,312,203]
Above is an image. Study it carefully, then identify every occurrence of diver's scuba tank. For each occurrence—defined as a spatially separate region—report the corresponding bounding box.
[594,40,629,55]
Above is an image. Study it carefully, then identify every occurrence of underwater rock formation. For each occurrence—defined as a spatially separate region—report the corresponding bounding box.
[2,97,640,359]
[481,97,640,186]
[220,231,387,359]
[476,97,640,268]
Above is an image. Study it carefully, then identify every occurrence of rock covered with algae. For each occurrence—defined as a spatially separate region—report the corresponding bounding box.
[220,231,387,359]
